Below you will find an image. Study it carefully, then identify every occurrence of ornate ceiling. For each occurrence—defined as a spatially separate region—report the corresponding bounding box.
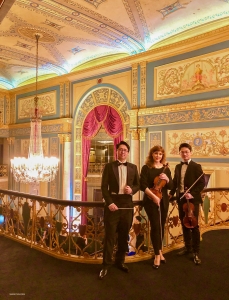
[0,0,229,90]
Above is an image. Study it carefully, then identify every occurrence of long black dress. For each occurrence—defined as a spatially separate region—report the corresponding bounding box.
[140,165,173,255]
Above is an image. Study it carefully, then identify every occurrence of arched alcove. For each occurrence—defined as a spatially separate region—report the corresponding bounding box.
[73,87,130,202]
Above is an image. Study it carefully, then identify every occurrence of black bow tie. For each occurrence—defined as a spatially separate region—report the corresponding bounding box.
[117,161,127,166]
[181,161,188,165]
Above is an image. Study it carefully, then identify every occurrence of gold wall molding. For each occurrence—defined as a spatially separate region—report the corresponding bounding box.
[132,63,138,109]
[138,97,229,127]
[65,81,70,118]
[140,61,146,108]
[60,83,64,118]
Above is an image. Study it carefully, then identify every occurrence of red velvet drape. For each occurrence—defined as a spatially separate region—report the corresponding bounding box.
[82,105,123,208]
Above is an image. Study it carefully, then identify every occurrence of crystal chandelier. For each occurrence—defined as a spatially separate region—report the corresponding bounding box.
[11,34,59,184]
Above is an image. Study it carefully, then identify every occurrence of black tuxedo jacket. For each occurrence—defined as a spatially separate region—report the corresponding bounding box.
[101,161,140,206]
[170,160,205,204]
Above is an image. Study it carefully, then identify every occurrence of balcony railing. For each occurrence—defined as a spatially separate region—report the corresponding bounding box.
[0,188,228,263]
[0,165,7,177]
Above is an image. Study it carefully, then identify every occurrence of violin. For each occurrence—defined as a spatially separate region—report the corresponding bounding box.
[180,173,204,228]
[182,188,197,228]
[149,163,169,200]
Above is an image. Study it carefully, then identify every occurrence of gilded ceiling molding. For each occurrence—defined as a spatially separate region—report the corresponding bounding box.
[138,97,229,126]
[140,61,146,108]
[132,63,138,109]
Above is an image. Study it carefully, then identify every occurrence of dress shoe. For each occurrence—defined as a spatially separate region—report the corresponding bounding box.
[99,268,108,279]
[193,253,201,265]
[177,248,192,256]
[116,263,129,273]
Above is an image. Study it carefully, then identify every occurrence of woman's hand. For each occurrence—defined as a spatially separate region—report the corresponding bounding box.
[152,194,161,206]
[159,173,169,183]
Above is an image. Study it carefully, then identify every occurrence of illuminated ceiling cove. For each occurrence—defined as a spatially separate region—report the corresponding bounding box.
[0,0,229,90]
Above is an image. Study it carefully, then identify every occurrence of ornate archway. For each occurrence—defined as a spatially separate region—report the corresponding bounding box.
[74,87,130,201]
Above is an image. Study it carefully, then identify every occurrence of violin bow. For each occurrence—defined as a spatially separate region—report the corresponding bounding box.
[180,173,205,200]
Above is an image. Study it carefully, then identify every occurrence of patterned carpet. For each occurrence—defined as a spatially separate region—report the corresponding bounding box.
[0,230,229,300]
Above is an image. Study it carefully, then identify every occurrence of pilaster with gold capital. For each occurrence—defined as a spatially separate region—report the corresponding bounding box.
[58,134,72,144]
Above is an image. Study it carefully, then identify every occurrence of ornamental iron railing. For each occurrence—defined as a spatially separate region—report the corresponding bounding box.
[0,188,228,263]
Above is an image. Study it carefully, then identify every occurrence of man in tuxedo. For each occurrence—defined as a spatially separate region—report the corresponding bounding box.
[99,141,140,279]
[169,143,205,265]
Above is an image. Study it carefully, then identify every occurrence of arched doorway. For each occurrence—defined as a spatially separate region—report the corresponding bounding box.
[74,86,130,202]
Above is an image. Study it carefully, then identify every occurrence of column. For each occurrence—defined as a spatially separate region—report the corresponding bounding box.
[58,134,71,200]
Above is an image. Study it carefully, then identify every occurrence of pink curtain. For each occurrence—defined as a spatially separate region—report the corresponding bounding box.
[82,105,123,212]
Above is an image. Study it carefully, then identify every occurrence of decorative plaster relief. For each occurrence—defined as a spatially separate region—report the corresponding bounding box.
[18,91,56,119]
[149,132,162,148]
[154,49,229,100]
[166,127,229,158]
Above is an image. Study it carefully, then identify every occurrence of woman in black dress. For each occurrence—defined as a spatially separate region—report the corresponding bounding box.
[140,145,173,269]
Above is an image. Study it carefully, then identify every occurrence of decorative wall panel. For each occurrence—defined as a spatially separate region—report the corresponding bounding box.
[166,127,229,158]
[149,131,162,148]
[18,91,56,119]
[154,48,229,100]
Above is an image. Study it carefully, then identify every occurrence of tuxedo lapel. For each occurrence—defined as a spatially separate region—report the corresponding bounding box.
[177,163,182,184]
[112,162,119,185]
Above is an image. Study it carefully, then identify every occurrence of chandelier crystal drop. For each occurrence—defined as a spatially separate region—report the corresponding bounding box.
[11,34,59,183]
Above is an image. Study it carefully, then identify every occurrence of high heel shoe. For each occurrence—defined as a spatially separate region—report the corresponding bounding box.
[160,258,166,264]
[153,263,160,269]
[153,258,160,269]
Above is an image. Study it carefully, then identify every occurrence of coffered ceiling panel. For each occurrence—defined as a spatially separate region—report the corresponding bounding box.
[0,0,229,90]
